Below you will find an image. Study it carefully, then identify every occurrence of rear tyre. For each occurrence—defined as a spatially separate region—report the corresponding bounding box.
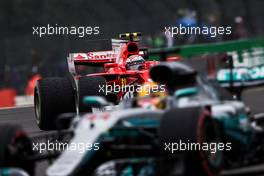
[34,77,75,130]
[0,124,35,175]
[159,107,223,176]
[78,76,107,113]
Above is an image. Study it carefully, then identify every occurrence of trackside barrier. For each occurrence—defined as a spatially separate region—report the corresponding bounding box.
[0,89,34,108]
[0,95,34,108]
[0,88,17,107]
[15,96,34,107]
[149,38,264,60]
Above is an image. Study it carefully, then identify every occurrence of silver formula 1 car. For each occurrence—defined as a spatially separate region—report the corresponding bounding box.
[1,62,264,176]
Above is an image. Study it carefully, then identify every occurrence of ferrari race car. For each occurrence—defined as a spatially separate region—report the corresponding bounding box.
[34,32,159,130]
[1,62,264,176]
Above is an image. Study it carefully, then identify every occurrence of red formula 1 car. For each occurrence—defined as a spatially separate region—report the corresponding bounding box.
[34,32,159,130]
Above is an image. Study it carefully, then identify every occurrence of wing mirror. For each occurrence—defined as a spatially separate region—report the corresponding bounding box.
[174,87,198,98]
[83,96,110,108]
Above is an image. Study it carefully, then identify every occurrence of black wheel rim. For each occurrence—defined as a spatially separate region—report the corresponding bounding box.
[34,86,41,125]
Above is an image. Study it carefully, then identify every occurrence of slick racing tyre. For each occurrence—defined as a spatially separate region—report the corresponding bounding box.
[0,124,35,175]
[78,76,107,113]
[159,107,223,176]
[34,77,75,130]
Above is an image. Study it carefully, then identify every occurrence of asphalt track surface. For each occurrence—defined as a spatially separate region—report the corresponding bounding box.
[0,87,264,176]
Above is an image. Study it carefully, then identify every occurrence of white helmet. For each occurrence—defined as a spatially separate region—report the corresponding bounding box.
[126,55,145,70]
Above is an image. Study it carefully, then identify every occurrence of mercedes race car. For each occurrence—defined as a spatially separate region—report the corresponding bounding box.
[34,32,159,130]
[1,62,264,176]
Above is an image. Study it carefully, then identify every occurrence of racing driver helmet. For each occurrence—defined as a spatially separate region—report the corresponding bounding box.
[137,82,167,109]
[126,55,145,70]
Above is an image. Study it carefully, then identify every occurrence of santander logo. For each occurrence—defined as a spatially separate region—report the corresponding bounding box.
[87,52,116,60]
[74,51,116,60]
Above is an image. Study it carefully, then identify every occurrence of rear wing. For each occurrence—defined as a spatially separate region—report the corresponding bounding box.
[67,39,123,75]
[67,51,116,75]
[67,36,143,75]
[70,38,136,65]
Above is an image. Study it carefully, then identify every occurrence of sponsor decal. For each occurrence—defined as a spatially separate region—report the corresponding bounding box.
[73,51,116,61]
[217,65,264,82]
[85,113,110,121]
